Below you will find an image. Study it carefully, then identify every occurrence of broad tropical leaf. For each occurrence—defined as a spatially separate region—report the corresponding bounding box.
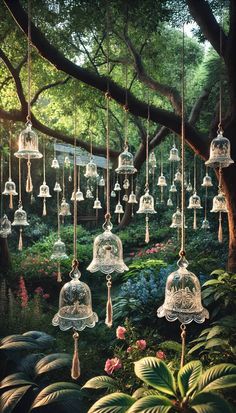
[132,389,160,399]
[0,374,36,391]
[198,364,236,392]
[23,331,55,348]
[0,341,40,351]
[19,353,44,377]
[1,385,32,413]
[204,338,227,349]
[30,382,81,410]
[206,325,224,340]
[127,395,173,413]
[178,361,202,397]
[188,342,205,355]
[0,335,26,345]
[34,353,71,376]
[134,358,176,396]
[190,391,232,413]
[87,393,135,413]
[83,375,119,391]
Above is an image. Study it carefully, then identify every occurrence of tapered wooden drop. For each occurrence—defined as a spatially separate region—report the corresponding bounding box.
[105,283,113,328]
[9,193,13,209]
[145,216,150,243]
[18,228,23,251]
[71,333,80,380]
[218,212,223,243]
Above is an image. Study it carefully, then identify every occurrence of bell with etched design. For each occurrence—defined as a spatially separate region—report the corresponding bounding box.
[128,192,138,204]
[114,181,121,191]
[54,182,62,192]
[188,192,203,209]
[123,178,130,189]
[115,146,137,175]
[211,191,228,213]
[38,182,52,198]
[174,170,182,183]
[168,144,180,162]
[169,183,177,193]
[14,121,42,159]
[51,238,68,260]
[93,198,102,209]
[0,215,11,238]
[205,130,234,169]
[110,190,116,198]
[84,158,99,178]
[59,198,71,216]
[115,202,124,214]
[137,190,157,214]
[201,174,213,187]
[201,218,210,229]
[157,175,167,187]
[3,178,18,196]
[12,206,29,226]
[51,158,59,169]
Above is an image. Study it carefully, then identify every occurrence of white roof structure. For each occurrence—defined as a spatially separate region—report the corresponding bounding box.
[55,142,111,169]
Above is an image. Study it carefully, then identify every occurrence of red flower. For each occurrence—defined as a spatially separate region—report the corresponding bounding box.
[43,293,50,299]
[104,358,122,375]
[136,339,147,350]
[156,350,166,360]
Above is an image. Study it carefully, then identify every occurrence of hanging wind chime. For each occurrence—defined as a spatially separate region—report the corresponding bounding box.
[3,128,18,209]
[38,140,51,216]
[0,138,12,239]
[51,139,60,169]
[59,159,71,217]
[201,166,212,229]
[187,154,202,229]
[12,158,29,250]
[157,149,167,204]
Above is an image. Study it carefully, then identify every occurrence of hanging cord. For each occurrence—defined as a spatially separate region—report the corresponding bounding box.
[8,128,14,209]
[73,114,77,260]
[123,65,129,149]
[180,24,186,257]
[0,136,3,217]
[180,324,186,368]
[42,140,47,216]
[218,8,223,133]
[193,154,197,230]
[218,167,223,242]
[18,158,23,250]
[26,0,32,122]
[145,99,150,191]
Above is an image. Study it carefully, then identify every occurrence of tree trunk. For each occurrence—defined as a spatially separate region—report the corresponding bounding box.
[0,238,11,274]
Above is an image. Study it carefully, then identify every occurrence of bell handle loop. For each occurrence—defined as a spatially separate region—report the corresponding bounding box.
[26,116,32,127]
[69,258,80,279]
[217,122,223,134]
[180,323,186,368]
[71,331,80,380]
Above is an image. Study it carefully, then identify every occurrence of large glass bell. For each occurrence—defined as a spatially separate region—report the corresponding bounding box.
[38,182,52,198]
[128,191,138,204]
[205,130,234,168]
[84,158,99,178]
[137,190,157,214]
[51,238,68,260]
[99,176,105,187]
[114,181,121,191]
[168,144,180,162]
[87,221,128,274]
[0,215,11,238]
[157,257,209,324]
[54,182,62,192]
[157,175,167,187]
[201,218,210,229]
[115,147,137,175]
[59,198,71,216]
[14,122,42,159]
[211,191,228,213]
[51,158,59,169]
[201,174,213,187]
[187,192,203,209]
[174,170,182,182]
[52,267,98,331]
[169,183,177,193]
[3,178,18,196]
[12,206,29,226]
[170,207,182,228]
[93,198,102,209]
[149,151,157,168]
[114,202,124,214]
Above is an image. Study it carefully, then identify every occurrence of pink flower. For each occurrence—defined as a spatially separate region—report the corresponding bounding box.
[156,350,166,360]
[136,340,147,350]
[43,293,50,299]
[127,346,133,353]
[35,286,44,295]
[18,276,28,308]
[130,252,135,256]
[116,326,127,340]
[104,358,122,375]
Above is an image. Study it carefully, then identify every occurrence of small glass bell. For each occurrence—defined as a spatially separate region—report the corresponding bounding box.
[64,156,71,168]
[123,178,130,189]
[114,181,121,191]
[157,175,167,187]
[170,207,182,228]
[84,158,99,178]
[59,198,71,216]
[211,191,228,213]
[12,205,29,226]
[115,146,137,175]
[87,221,128,274]
[51,158,59,169]
[52,266,98,331]
[167,198,173,207]
[51,238,68,260]
[169,183,177,193]
[3,178,18,196]
[122,194,128,202]
[186,182,193,192]
[76,189,84,202]
[86,188,94,199]
[115,202,124,214]
[54,182,62,192]
[14,122,42,159]
[99,176,105,187]
[128,191,138,204]
[174,170,182,182]
[201,218,210,229]
[38,182,52,198]
[201,174,213,187]
[187,192,203,209]
[168,144,180,162]
[149,151,157,168]
[205,130,234,168]
[93,198,102,209]
[137,190,157,214]
[0,215,11,238]
[110,190,116,198]
[157,256,209,324]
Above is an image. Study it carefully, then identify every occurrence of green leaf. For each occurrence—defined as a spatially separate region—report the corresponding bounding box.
[127,395,173,413]
[83,376,119,391]
[202,279,223,287]
[0,341,40,351]
[198,364,236,392]
[1,385,32,413]
[134,357,176,396]
[204,338,227,349]
[188,342,205,355]
[34,353,71,375]
[190,391,232,413]
[206,326,224,340]
[30,382,81,410]
[87,393,135,413]
[210,269,225,276]
[178,361,202,397]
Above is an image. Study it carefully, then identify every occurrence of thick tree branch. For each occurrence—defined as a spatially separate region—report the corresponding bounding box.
[188,87,211,125]
[31,76,70,106]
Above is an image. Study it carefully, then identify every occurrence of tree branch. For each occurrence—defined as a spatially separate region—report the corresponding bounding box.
[188,87,211,125]
[31,76,70,106]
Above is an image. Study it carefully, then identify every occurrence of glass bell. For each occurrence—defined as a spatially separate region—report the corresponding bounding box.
[128,191,138,204]
[169,183,177,193]
[111,190,116,198]
[59,198,71,216]
[168,144,180,162]
[174,170,182,182]
[149,151,157,168]
[114,181,121,191]
[167,198,173,207]
[186,182,193,192]
[187,192,203,209]
[170,207,182,228]
[201,174,213,187]
[87,221,128,274]
[137,190,157,214]
[211,191,228,213]
[51,158,59,169]
[205,130,234,168]
[12,206,29,226]
[93,198,102,209]
[201,218,210,229]
[3,178,18,196]
[84,158,99,178]
[0,215,11,238]
[38,182,52,198]
[54,182,62,192]
[122,194,128,202]
[123,178,130,189]
[157,256,209,324]
[86,188,94,199]
[14,122,42,159]
[51,238,68,260]
[64,156,71,168]
[76,189,84,202]
[115,202,124,214]
[157,175,167,187]
[99,176,105,187]
[115,146,137,175]
[52,267,98,331]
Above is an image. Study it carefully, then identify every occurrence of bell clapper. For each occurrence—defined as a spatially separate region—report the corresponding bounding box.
[180,323,186,368]
[105,274,113,328]
[43,198,47,216]
[193,208,197,230]
[18,227,23,251]
[57,261,62,283]
[9,193,13,209]
[218,211,223,243]
[71,331,80,380]
[26,156,33,193]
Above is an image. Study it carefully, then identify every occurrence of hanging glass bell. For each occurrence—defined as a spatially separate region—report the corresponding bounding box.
[14,122,42,159]
[137,190,157,214]
[211,191,228,213]
[174,170,182,182]
[0,215,11,238]
[201,174,213,187]
[12,206,29,226]
[114,181,121,191]
[110,190,116,198]
[38,182,52,198]
[128,191,138,204]
[59,198,71,216]
[169,183,177,193]
[123,178,130,189]
[167,198,173,207]
[54,182,62,192]
[157,175,167,187]
[93,198,102,209]
[76,189,84,202]
[187,192,203,209]
[99,176,105,187]
[201,218,210,229]
[205,130,234,168]
[87,221,128,274]
[64,156,71,168]
[86,188,94,199]
[170,207,182,228]
[168,144,180,162]
[122,194,128,202]
[149,151,157,168]
[186,182,193,192]
[157,256,209,324]
[115,202,124,214]
[84,158,99,178]
[51,238,68,260]
[52,266,98,331]
[51,158,59,169]
[115,146,137,175]
[3,178,18,196]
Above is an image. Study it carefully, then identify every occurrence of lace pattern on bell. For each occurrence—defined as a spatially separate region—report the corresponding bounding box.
[52,312,98,331]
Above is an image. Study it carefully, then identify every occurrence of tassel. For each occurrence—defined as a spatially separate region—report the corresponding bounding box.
[26,159,33,193]
[57,262,62,283]
[118,213,121,224]
[71,332,80,380]
[9,193,13,209]
[145,216,150,244]
[160,186,164,203]
[193,209,197,230]
[218,212,223,243]
[131,204,134,217]
[18,228,23,251]
[105,275,113,328]
[43,198,47,216]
